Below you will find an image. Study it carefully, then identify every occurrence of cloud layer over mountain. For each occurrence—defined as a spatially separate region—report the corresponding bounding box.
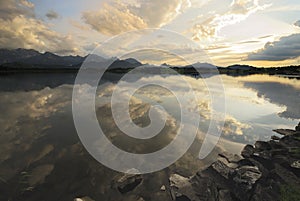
[0,0,78,55]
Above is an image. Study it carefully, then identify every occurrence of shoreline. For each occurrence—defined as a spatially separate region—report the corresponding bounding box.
[166,122,300,201]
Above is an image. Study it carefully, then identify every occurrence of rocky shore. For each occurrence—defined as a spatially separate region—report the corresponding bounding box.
[108,123,300,201]
[167,122,300,201]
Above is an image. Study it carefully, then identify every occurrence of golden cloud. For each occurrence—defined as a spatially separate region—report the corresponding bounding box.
[82,0,191,36]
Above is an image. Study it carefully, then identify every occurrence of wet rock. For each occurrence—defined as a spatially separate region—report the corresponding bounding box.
[273,163,300,185]
[113,173,143,194]
[28,164,54,186]
[273,129,296,136]
[291,160,300,169]
[219,152,242,163]
[233,166,262,190]
[271,135,281,141]
[241,145,255,158]
[170,122,300,201]
[295,122,300,131]
[218,189,234,201]
[254,141,272,151]
[160,185,166,191]
[169,174,196,201]
[218,156,238,169]
[211,160,234,179]
[74,196,95,201]
[255,150,272,160]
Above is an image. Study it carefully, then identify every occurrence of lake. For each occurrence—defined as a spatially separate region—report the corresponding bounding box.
[0,73,299,201]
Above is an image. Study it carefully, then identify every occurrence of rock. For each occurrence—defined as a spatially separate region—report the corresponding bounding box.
[255,141,272,151]
[241,145,255,158]
[273,163,300,185]
[233,166,262,190]
[169,174,196,201]
[28,164,54,186]
[219,152,242,163]
[291,160,300,169]
[273,129,296,136]
[74,196,94,201]
[218,156,238,169]
[211,160,234,179]
[295,122,300,131]
[160,185,166,191]
[271,135,281,141]
[218,189,234,201]
[255,150,272,160]
[113,173,143,194]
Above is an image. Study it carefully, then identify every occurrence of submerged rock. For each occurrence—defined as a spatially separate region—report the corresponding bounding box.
[28,164,54,186]
[233,166,262,190]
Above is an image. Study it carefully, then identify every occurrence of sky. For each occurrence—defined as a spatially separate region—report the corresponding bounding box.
[0,0,300,67]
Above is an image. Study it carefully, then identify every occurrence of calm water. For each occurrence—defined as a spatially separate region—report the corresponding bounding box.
[0,73,299,201]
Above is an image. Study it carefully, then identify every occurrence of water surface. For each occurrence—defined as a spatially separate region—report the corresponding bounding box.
[0,73,299,201]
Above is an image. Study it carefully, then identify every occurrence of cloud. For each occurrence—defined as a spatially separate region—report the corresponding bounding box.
[246,34,300,61]
[82,3,147,36]
[294,20,300,27]
[46,10,59,20]
[191,0,270,40]
[82,0,191,36]
[0,0,78,55]
[0,0,34,19]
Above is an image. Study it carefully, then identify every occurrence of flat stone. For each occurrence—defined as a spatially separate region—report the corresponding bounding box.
[211,160,234,179]
[233,166,262,190]
[255,141,272,151]
[169,174,196,201]
[218,157,239,169]
[219,152,242,163]
[273,129,296,136]
[271,135,281,141]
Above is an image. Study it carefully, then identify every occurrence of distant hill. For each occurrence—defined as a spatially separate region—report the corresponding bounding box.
[0,48,84,66]
[0,48,40,64]
[227,64,256,71]
[0,49,142,69]
[0,48,299,76]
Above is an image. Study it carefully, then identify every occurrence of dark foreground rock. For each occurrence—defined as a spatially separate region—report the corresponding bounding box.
[169,123,300,201]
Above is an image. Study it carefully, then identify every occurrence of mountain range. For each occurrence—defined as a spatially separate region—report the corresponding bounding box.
[0,49,299,76]
[0,48,142,69]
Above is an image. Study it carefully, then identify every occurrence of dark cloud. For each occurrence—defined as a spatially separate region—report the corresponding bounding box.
[246,34,300,61]
[46,10,59,20]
